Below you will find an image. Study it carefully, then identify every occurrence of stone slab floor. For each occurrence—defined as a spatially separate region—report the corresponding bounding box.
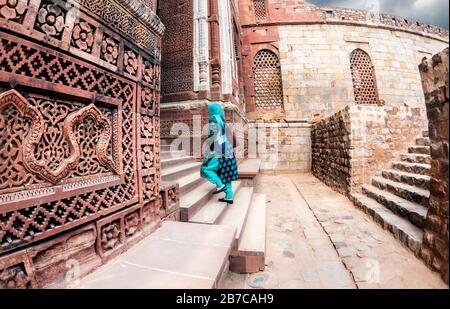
[222,174,447,289]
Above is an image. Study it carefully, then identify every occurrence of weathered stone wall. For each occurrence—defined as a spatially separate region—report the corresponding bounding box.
[250,122,311,173]
[419,48,449,284]
[278,24,449,121]
[312,105,428,194]
[311,108,351,195]
[349,105,428,190]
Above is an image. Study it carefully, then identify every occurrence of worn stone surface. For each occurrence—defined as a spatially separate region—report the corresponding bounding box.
[221,174,446,289]
[419,47,449,284]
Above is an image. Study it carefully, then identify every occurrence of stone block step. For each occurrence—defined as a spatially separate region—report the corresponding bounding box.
[416,137,431,146]
[400,153,431,164]
[190,182,243,225]
[382,169,431,190]
[162,161,203,182]
[218,187,254,244]
[161,150,185,160]
[351,193,423,256]
[362,185,428,228]
[75,222,236,289]
[176,171,207,195]
[238,159,262,179]
[391,161,431,175]
[371,176,430,207]
[408,145,430,155]
[161,156,197,169]
[230,193,267,274]
[180,181,216,222]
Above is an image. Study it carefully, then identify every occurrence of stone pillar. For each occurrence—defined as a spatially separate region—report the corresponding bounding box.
[209,0,222,99]
[194,0,210,92]
[419,48,449,284]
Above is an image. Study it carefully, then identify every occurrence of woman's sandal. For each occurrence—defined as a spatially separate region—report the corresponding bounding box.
[219,198,234,204]
[213,185,226,195]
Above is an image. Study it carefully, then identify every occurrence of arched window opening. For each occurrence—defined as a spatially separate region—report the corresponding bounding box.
[253,49,284,110]
[350,49,379,105]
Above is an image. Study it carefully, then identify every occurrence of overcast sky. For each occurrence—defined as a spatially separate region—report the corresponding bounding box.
[308,0,449,29]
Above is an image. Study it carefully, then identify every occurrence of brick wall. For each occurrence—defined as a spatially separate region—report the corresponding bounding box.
[419,48,449,284]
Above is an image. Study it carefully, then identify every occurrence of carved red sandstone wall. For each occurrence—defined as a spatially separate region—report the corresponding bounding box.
[159,0,194,101]
[0,0,163,288]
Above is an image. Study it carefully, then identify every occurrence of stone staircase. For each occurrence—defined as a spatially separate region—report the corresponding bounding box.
[161,138,266,274]
[351,133,431,256]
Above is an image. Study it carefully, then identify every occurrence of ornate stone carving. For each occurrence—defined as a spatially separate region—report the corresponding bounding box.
[0,0,28,21]
[141,145,154,169]
[100,220,121,252]
[124,49,138,76]
[142,60,154,84]
[125,211,140,237]
[71,21,95,53]
[100,34,119,65]
[35,1,66,38]
[0,92,117,185]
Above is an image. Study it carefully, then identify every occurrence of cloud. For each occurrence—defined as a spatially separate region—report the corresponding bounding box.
[308,0,449,29]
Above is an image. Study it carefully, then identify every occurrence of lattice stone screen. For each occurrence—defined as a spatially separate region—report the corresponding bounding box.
[253,0,267,20]
[253,49,284,110]
[350,49,379,105]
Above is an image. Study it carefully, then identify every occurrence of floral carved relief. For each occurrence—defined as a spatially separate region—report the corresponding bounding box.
[100,34,119,65]
[35,2,66,38]
[71,21,95,53]
[124,50,138,76]
[0,0,28,22]
[143,60,154,84]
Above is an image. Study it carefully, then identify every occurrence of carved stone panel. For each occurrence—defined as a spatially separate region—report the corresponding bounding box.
[0,0,163,260]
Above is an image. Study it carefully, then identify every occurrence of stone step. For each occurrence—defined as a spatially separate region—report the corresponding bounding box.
[161,156,197,169]
[351,193,423,256]
[217,187,254,244]
[238,159,262,179]
[372,176,430,207]
[230,193,267,274]
[176,170,207,195]
[75,222,236,289]
[422,130,429,138]
[162,161,203,182]
[160,150,185,160]
[400,153,431,164]
[180,181,216,222]
[189,182,243,225]
[408,145,430,155]
[391,161,431,175]
[382,169,431,190]
[362,185,428,228]
[416,137,431,146]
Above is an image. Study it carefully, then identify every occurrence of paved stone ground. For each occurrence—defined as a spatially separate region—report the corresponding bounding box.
[221,174,447,289]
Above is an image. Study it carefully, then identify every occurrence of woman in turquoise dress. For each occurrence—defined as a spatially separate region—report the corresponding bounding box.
[200,103,238,204]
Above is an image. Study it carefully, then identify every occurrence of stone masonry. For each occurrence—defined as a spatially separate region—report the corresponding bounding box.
[419,48,449,284]
[311,108,351,195]
[312,105,428,195]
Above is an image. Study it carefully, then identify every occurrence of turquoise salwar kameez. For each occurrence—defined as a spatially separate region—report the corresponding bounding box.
[200,103,238,202]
